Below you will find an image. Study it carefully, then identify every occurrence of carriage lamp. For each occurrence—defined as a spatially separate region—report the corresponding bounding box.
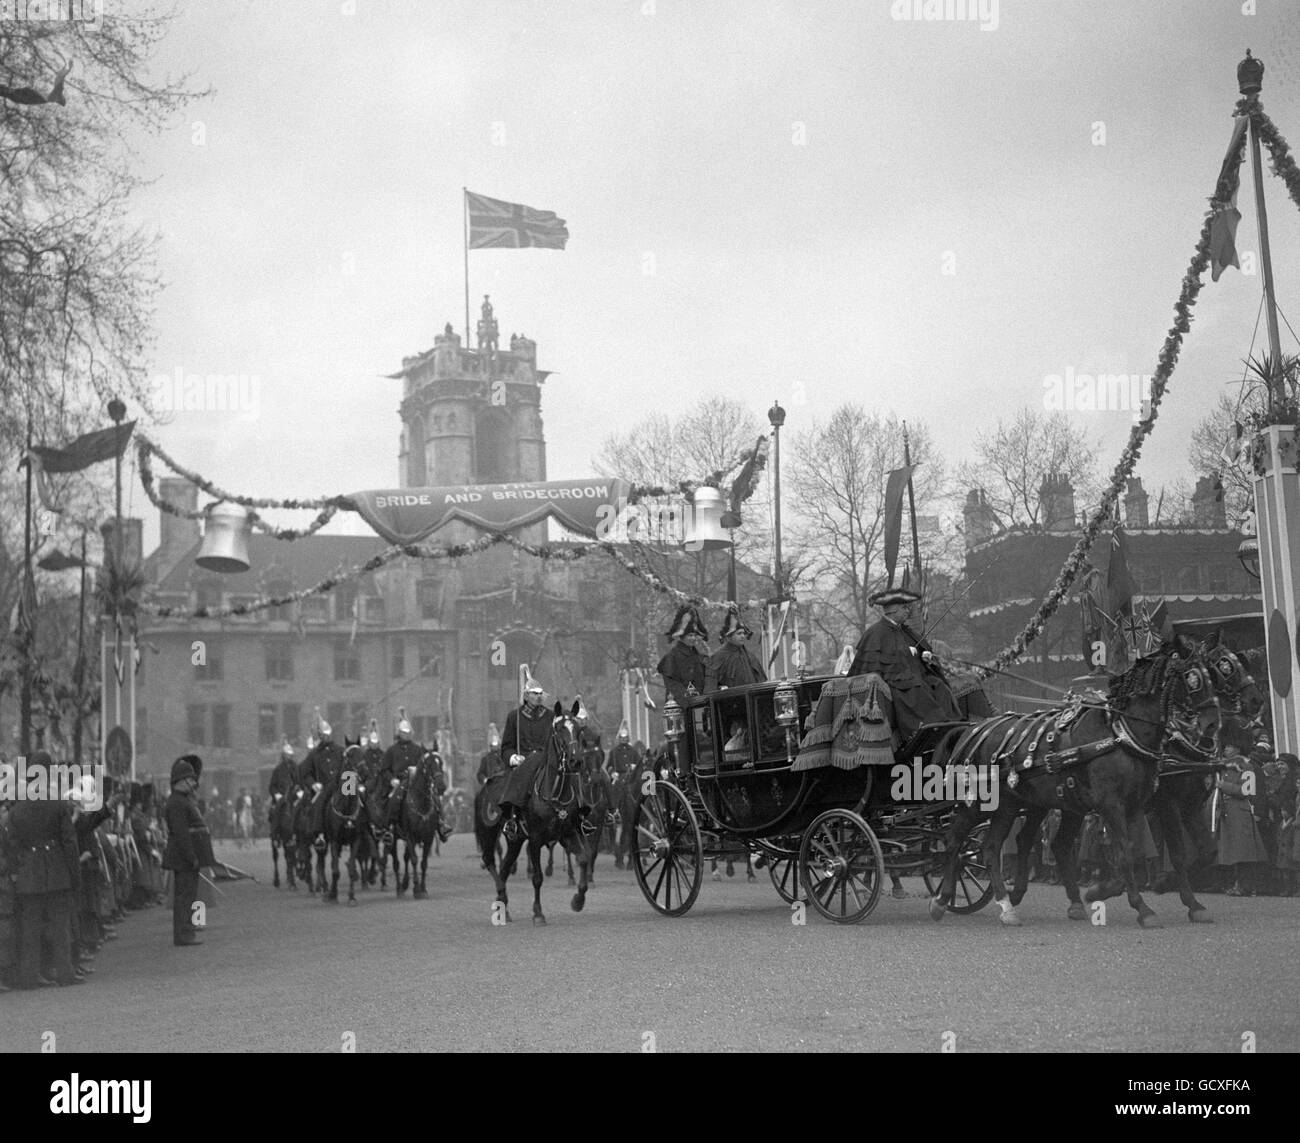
[1237,536,1260,581]
[774,679,798,727]
[663,697,685,742]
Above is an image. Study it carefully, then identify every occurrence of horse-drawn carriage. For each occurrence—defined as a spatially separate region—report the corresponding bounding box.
[629,674,994,924]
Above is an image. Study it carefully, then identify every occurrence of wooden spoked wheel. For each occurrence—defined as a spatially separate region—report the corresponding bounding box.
[632,781,704,917]
[922,820,994,915]
[799,809,884,924]
[757,839,803,904]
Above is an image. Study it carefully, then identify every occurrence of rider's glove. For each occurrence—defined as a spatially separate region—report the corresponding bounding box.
[390,778,399,788]
[312,783,322,793]
[920,650,933,664]
[510,754,524,767]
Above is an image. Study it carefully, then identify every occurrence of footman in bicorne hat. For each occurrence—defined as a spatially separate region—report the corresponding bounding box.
[657,604,710,708]
[847,587,960,744]
[705,604,767,692]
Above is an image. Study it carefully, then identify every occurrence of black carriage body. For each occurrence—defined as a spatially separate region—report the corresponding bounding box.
[673,676,869,838]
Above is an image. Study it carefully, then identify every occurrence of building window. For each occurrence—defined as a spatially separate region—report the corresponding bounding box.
[136,707,147,754]
[259,705,277,748]
[475,409,513,483]
[265,642,293,681]
[187,705,206,745]
[194,645,223,681]
[301,596,329,623]
[327,703,347,735]
[391,640,405,677]
[350,703,369,737]
[194,582,222,611]
[365,595,386,623]
[413,716,439,743]
[212,704,231,749]
[419,639,442,678]
[334,639,361,681]
[268,580,293,622]
[282,704,301,745]
[418,578,441,620]
[407,415,427,486]
[334,582,358,623]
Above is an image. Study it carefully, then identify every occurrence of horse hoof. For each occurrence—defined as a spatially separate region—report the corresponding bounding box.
[1067,902,1087,921]
[928,897,946,922]
[347,899,357,907]
[533,914,547,926]
[1188,908,1213,924]
[712,872,722,882]
[571,894,585,912]
[414,890,427,900]
[1138,912,1163,930]
[998,909,1022,927]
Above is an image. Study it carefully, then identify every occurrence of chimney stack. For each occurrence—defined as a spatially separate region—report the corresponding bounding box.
[1124,477,1150,528]
[1037,472,1076,532]
[157,476,201,580]
[100,518,143,568]
[963,488,998,549]
[1192,474,1227,528]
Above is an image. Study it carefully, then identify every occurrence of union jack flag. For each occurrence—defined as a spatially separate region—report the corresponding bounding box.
[466,191,569,249]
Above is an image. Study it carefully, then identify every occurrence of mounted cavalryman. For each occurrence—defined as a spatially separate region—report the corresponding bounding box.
[497,675,555,841]
[360,719,385,789]
[848,587,961,745]
[657,604,709,707]
[376,708,423,843]
[300,711,346,848]
[608,720,638,779]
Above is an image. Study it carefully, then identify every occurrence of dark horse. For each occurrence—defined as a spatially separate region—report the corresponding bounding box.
[397,750,445,899]
[998,639,1263,924]
[475,701,599,924]
[290,788,319,893]
[269,788,299,889]
[931,645,1220,928]
[323,748,371,905]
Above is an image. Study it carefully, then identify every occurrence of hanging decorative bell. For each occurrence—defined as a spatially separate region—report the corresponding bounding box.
[196,502,252,573]
[682,486,732,551]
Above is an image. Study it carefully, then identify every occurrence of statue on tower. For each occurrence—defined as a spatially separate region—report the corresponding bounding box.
[477,294,499,354]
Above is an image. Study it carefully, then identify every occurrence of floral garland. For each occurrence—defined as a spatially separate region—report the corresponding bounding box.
[138,443,343,541]
[1248,101,1300,215]
[983,103,1248,673]
[138,527,776,621]
[626,439,769,502]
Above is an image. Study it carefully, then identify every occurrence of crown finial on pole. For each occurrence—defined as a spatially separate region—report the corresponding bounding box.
[1239,49,1264,97]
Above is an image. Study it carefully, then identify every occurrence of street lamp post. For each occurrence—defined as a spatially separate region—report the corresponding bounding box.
[768,401,788,677]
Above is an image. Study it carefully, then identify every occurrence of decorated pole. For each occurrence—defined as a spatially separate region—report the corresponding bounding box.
[1239,51,1300,755]
[767,400,789,678]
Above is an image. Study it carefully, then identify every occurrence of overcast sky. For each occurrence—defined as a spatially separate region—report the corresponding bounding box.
[125,0,1300,550]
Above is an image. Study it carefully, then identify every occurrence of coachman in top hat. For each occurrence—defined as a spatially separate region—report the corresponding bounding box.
[848,587,960,743]
[658,604,710,706]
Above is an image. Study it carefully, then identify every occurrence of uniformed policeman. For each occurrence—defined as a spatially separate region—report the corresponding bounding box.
[162,757,207,947]
[608,720,638,779]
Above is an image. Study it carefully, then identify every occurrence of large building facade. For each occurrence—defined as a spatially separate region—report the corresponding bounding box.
[134,300,759,795]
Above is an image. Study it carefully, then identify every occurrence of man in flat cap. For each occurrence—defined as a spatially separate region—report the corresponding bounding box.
[848,588,960,744]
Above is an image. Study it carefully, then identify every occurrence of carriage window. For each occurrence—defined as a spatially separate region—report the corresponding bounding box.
[755,699,786,762]
[693,707,715,772]
[715,695,750,770]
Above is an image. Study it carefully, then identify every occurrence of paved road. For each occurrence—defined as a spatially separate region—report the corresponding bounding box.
[4,836,1297,1053]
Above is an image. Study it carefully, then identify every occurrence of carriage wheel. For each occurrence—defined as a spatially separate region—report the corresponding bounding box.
[922,820,994,915]
[758,839,803,904]
[799,810,884,924]
[632,781,703,917]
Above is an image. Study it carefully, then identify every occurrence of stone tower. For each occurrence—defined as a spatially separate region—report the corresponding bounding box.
[393,297,549,542]
[396,296,547,489]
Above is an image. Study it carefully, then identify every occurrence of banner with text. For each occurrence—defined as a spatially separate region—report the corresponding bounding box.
[348,478,631,545]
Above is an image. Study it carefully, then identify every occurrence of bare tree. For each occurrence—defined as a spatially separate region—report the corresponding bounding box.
[953,409,1099,531]
[784,405,946,652]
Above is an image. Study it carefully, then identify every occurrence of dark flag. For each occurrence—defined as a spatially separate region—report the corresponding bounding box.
[1106,524,1135,620]
[466,191,569,249]
[1080,568,1106,666]
[31,422,135,473]
[37,549,89,572]
[883,464,917,588]
[723,435,770,527]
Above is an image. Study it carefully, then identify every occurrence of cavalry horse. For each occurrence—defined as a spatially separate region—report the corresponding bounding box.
[290,789,319,893]
[323,747,371,905]
[269,788,299,889]
[475,700,600,924]
[396,750,445,899]
[930,643,1221,928]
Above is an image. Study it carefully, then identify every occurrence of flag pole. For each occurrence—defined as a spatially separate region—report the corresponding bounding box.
[903,422,922,598]
[463,188,471,347]
[20,417,33,755]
